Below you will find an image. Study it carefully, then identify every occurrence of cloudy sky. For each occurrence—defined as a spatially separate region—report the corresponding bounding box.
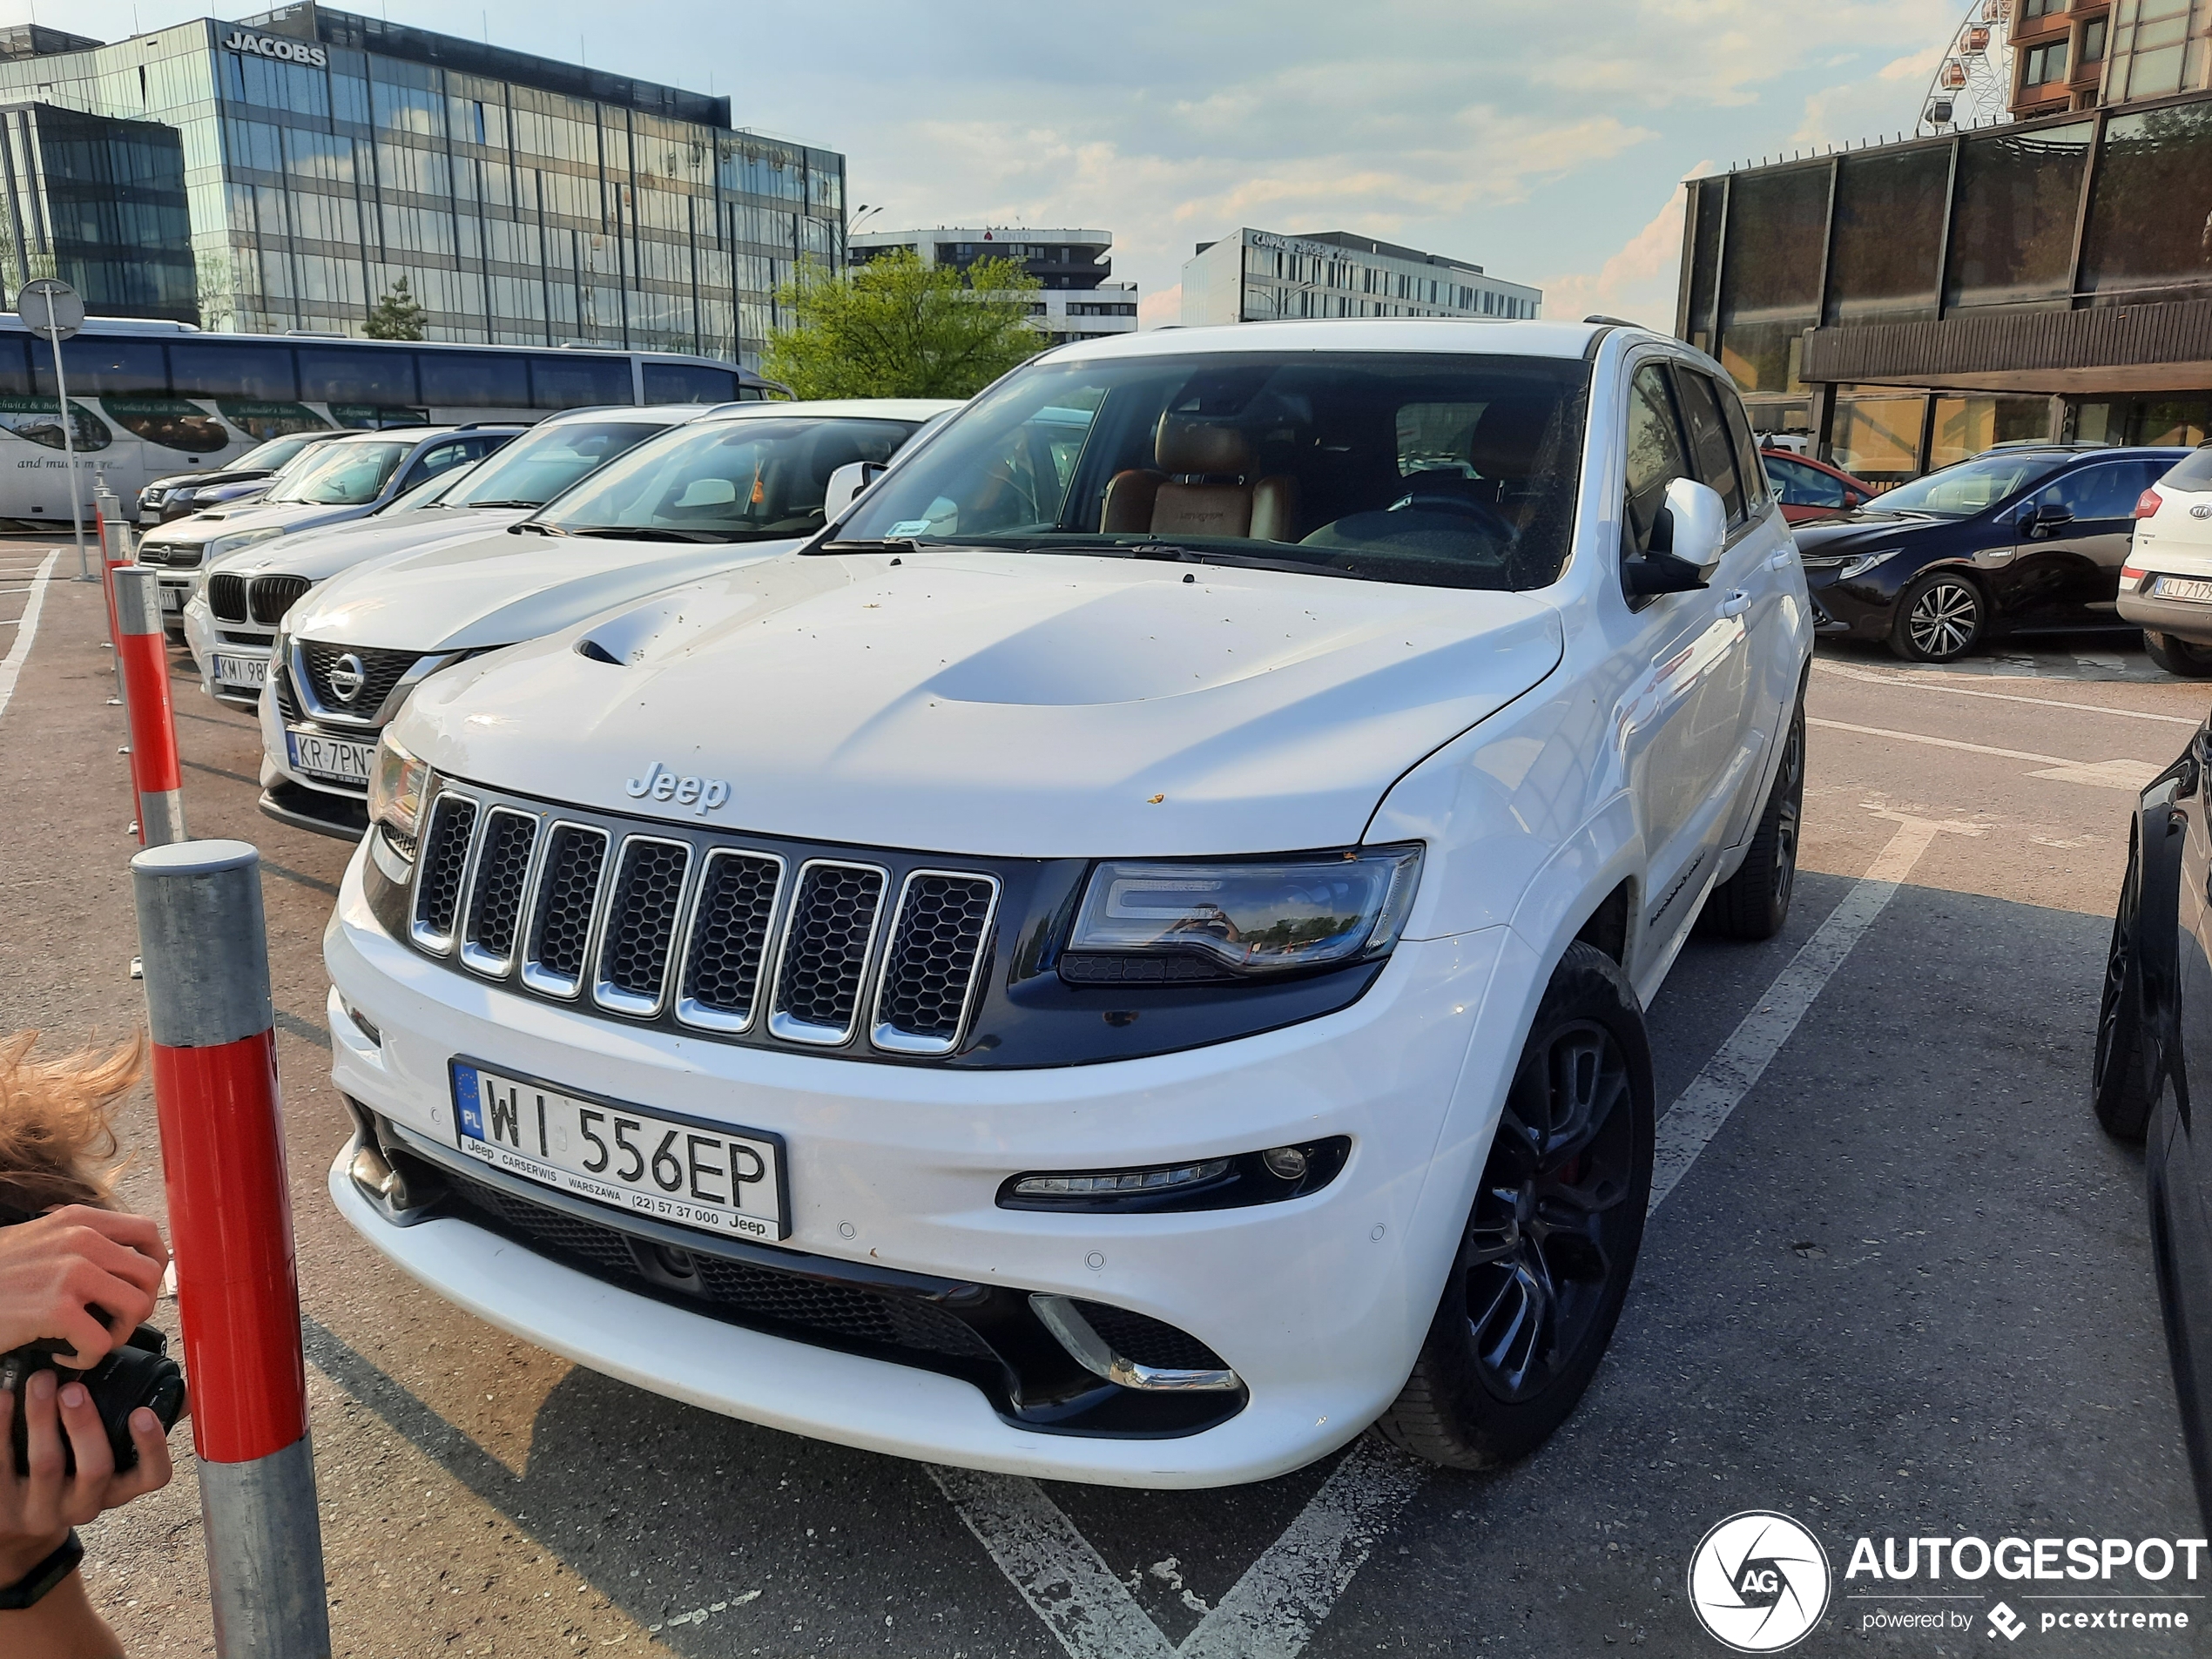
[32,0,1960,329]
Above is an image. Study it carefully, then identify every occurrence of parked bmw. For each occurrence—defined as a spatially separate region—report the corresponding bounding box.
[322,320,1811,1487]
[2093,734,2212,1527]
[184,403,743,709]
[2116,445,2212,678]
[1797,442,2189,662]
[261,399,957,839]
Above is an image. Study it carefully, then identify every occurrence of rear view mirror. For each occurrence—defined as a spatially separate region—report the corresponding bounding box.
[824,460,887,520]
[1652,477,1728,578]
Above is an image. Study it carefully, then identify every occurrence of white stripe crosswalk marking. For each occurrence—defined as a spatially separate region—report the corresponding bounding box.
[0,550,59,724]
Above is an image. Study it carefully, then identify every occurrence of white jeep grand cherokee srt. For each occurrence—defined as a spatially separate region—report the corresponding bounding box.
[325,319,1809,1488]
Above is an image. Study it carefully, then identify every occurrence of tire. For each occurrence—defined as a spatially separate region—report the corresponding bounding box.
[1699,698,1805,941]
[2143,631,2212,679]
[2093,817,2156,1142]
[1375,941,1654,1470]
[1887,570,1986,662]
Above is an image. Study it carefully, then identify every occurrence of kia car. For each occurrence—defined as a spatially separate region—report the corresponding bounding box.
[2116,445,2212,678]
[1797,442,2191,662]
[320,320,1811,1487]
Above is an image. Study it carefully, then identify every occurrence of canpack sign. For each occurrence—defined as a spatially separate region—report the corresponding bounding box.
[221,30,328,66]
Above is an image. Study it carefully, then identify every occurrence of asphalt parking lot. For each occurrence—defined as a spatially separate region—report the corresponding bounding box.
[2,540,2206,1657]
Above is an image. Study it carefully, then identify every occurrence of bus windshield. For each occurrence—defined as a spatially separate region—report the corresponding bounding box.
[265,440,412,506]
[430,419,674,510]
[532,417,918,542]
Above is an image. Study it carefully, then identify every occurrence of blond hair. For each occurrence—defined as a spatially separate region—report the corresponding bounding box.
[0,1031,144,1214]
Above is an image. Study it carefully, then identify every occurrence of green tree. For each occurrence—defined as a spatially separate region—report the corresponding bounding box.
[762,249,1042,399]
[365,275,427,341]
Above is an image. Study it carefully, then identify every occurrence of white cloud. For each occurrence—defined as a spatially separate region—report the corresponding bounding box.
[1537,183,1691,331]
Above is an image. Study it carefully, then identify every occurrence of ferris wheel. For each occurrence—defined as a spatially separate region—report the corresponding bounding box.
[1919,0,2014,134]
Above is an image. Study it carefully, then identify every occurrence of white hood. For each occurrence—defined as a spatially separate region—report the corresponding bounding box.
[146,497,374,545]
[206,508,529,585]
[288,529,808,654]
[393,550,1565,859]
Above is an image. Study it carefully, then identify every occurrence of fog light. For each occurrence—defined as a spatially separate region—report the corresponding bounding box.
[1011,1159,1231,1200]
[1260,1145,1308,1181]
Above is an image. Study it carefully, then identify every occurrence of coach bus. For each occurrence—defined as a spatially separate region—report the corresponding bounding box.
[0,314,784,527]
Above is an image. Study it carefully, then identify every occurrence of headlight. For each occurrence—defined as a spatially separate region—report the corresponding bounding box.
[1836,548,1901,580]
[206,525,286,561]
[1064,846,1422,981]
[368,733,430,857]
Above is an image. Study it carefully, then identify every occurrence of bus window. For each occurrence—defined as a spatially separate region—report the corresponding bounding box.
[0,337,29,397]
[642,363,738,404]
[37,338,165,395]
[299,346,420,407]
[171,339,298,401]
[531,354,634,409]
[420,351,529,408]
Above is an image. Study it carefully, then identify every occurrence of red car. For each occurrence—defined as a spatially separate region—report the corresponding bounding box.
[1760,447,1876,523]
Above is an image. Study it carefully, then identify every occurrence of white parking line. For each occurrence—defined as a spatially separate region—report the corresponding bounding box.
[933,1434,1426,1659]
[0,550,59,724]
[1649,810,1973,1212]
[1808,716,2166,789]
[1813,659,2202,726]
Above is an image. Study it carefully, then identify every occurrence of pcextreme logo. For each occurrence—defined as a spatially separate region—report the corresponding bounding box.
[1689,1512,1832,1653]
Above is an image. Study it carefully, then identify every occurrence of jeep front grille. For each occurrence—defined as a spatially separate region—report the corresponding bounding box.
[249,574,311,626]
[207,572,247,623]
[411,785,999,1059]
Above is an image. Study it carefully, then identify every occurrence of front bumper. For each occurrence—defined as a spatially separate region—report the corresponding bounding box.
[324,841,1519,1485]
[259,659,375,839]
[182,600,273,708]
[1801,570,1894,638]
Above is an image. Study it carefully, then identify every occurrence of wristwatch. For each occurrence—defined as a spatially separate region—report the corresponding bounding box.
[0,1529,83,1610]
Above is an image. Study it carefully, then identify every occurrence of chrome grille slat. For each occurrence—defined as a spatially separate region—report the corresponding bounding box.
[459,808,540,977]
[410,793,480,952]
[675,850,785,1034]
[871,871,1000,1056]
[591,835,693,1018]
[766,860,888,1046]
[521,822,610,998]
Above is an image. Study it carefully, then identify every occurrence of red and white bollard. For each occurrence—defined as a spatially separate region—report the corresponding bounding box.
[96,494,131,707]
[132,840,332,1658]
[113,566,188,847]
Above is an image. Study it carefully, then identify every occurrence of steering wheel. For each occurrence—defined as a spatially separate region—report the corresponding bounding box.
[1386,491,1516,543]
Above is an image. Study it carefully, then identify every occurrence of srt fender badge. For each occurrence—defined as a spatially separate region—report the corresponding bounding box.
[626,761,730,815]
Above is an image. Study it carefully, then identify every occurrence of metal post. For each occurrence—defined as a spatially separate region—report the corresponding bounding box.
[41,287,88,581]
[114,567,188,846]
[98,495,132,707]
[131,841,332,1659]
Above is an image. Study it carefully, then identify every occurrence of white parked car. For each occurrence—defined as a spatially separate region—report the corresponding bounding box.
[184,404,739,709]
[137,425,521,635]
[2117,445,2212,677]
[325,321,1808,1487]
[261,400,958,839]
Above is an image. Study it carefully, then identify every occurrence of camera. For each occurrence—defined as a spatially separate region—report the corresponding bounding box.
[1,1325,185,1475]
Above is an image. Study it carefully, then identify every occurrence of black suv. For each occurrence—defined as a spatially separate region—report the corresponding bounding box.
[1797,443,2190,662]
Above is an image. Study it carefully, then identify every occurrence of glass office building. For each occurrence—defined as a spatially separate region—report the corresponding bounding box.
[1680,85,2212,483]
[0,4,845,368]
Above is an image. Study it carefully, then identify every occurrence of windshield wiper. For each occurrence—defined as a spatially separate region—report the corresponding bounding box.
[461,499,544,509]
[506,521,567,536]
[814,536,920,555]
[569,526,723,543]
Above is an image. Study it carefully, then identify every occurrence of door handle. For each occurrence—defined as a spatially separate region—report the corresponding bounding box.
[1718,590,1752,617]
[1766,548,1793,571]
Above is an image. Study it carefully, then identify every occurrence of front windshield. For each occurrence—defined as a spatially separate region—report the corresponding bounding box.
[436,419,671,509]
[1875,450,2067,517]
[833,352,1591,590]
[265,440,411,506]
[233,433,325,473]
[533,416,918,542]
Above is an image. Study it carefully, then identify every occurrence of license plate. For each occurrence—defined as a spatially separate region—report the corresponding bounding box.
[158,584,185,611]
[286,729,374,783]
[213,652,268,689]
[451,1062,789,1241]
[2155,575,2212,604]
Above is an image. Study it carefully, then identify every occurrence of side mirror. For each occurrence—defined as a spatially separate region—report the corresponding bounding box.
[1843,489,1864,509]
[1623,550,1710,597]
[1651,476,1728,579]
[824,460,887,520]
[2023,502,2073,539]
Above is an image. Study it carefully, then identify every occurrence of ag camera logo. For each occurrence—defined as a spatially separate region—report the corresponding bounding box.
[1689,1511,1832,1652]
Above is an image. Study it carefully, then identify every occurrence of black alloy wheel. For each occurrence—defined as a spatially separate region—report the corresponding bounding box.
[1890,570,1986,663]
[1700,698,1805,941]
[2144,631,2212,679]
[1377,942,1653,1468]
[2092,816,2155,1142]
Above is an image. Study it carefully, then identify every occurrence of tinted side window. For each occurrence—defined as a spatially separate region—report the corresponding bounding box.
[170,340,298,401]
[1672,368,1746,523]
[1625,365,1694,556]
[2043,459,2162,522]
[642,363,739,403]
[299,347,420,405]
[1717,388,1770,509]
[418,352,530,408]
[1767,455,1847,508]
[532,354,636,409]
[2164,448,2212,491]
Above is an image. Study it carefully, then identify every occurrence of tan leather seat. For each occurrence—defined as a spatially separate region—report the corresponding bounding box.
[1102,413,1298,542]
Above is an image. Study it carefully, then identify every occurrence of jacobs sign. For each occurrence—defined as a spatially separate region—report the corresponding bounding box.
[221,30,329,67]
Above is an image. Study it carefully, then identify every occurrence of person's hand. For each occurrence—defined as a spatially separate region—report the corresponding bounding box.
[0,1208,167,1366]
[0,1370,175,1584]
